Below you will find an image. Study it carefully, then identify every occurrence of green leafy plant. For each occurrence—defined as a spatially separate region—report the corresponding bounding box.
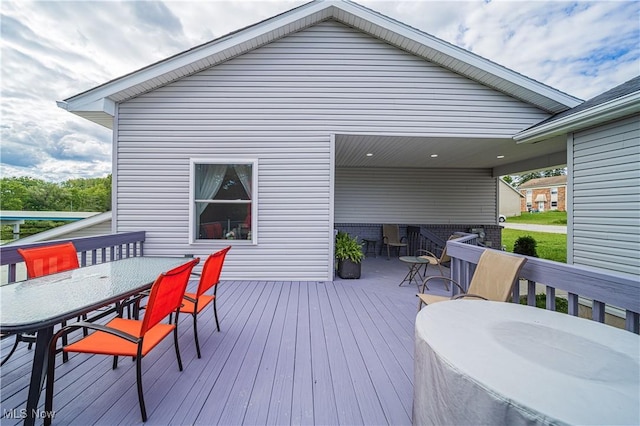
[513,235,538,257]
[335,231,364,264]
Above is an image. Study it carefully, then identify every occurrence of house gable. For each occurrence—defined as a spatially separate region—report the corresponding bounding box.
[58,0,580,129]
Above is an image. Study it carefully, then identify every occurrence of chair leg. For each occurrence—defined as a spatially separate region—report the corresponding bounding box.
[437,264,450,291]
[0,335,21,366]
[61,321,69,363]
[213,299,220,332]
[135,355,148,422]
[193,313,201,359]
[173,322,183,371]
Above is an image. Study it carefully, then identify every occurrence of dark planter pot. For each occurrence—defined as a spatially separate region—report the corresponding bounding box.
[337,259,361,279]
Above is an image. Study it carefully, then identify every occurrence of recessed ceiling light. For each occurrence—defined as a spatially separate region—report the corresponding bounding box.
[366,153,373,157]
[430,154,438,158]
[497,155,505,159]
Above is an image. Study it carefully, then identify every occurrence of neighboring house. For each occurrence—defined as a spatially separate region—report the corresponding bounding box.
[499,179,524,218]
[515,76,640,276]
[2,211,112,246]
[57,0,581,281]
[518,175,567,213]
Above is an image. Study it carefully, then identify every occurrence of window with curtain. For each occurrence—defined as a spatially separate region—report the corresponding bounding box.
[191,160,256,242]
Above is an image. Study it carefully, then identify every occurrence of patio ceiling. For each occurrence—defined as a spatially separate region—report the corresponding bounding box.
[335,134,568,175]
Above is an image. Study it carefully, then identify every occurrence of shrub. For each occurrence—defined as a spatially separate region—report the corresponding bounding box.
[513,235,538,257]
[520,294,568,314]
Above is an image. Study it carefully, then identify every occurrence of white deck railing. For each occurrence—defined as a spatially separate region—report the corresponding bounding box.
[448,235,640,334]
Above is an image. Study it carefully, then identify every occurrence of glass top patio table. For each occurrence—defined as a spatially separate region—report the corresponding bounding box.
[1,257,191,332]
[0,256,194,426]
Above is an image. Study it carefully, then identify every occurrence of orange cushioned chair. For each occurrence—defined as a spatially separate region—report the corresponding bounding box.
[180,246,231,358]
[44,258,200,424]
[1,242,80,366]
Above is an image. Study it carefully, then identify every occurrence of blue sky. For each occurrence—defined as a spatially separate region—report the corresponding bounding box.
[1,0,638,182]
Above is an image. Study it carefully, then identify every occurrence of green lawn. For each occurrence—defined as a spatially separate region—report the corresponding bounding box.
[502,229,567,263]
[507,211,567,225]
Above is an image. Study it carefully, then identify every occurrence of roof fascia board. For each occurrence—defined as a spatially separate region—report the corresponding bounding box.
[60,1,334,112]
[492,150,567,177]
[3,212,112,246]
[515,91,640,144]
[58,98,115,115]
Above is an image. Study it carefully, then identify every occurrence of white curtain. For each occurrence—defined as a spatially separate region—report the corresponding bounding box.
[196,164,227,217]
[233,164,252,198]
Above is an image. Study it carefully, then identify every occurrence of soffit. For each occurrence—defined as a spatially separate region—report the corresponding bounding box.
[335,134,567,172]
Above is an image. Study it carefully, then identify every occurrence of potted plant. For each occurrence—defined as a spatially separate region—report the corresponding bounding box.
[335,231,364,279]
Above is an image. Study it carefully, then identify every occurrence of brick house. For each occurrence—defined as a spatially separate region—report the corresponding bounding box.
[519,176,567,212]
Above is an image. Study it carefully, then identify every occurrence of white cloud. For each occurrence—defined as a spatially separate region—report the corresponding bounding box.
[1,0,638,182]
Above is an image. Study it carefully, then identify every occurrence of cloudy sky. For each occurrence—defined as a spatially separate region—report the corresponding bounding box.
[1,0,638,182]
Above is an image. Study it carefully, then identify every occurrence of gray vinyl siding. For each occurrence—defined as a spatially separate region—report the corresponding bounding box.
[571,114,640,276]
[55,221,114,240]
[335,168,496,224]
[114,20,549,281]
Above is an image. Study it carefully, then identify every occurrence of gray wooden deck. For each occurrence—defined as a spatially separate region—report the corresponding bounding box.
[1,257,451,425]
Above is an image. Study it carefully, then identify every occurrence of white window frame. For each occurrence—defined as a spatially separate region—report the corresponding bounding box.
[189,158,258,245]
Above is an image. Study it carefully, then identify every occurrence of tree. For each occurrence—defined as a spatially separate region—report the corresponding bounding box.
[542,168,566,177]
[0,177,28,210]
[0,175,111,212]
[501,176,515,186]
[514,168,566,186]
[62,175,111,211]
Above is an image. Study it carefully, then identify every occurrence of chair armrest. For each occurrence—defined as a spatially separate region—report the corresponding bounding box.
[420,275,465,293]
[53,322,140,347]
[416,249,438,259]
[183,294,197,304]
[452,294,488,301]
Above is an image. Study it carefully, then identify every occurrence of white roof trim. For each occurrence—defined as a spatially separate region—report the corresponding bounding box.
[59,0,581,127]
[515,91,640,144]
[3,211,112,246]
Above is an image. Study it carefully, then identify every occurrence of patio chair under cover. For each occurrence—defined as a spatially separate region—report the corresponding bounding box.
[44,257,200,424]
[417,249,527,310]
[180,246,231,358]
[382,224,407,259]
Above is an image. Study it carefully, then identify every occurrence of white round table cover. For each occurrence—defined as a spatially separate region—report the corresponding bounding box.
[413,300,640,425]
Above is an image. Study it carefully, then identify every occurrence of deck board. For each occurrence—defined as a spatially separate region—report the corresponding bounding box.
[1,257,426,425]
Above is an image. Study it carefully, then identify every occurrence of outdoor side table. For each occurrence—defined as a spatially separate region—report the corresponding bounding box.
[399,256,430,288]
[361,238,378,257]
